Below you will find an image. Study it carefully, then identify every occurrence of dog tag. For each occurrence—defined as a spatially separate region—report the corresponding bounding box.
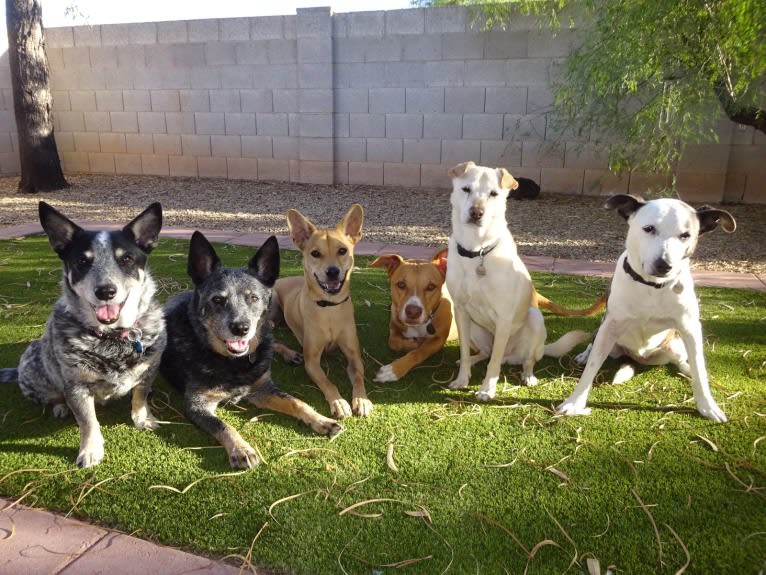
[426,322,436,335]
[476,257,486,277]
[132,340,144,354]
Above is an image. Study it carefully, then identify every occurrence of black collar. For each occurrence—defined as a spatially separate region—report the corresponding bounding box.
[316,295,350,307]
[456,239,499,259]
[622,258,667,289]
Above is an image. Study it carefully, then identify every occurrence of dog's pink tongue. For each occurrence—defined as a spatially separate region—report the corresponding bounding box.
[227,339,249,353]
[96,304,121,323]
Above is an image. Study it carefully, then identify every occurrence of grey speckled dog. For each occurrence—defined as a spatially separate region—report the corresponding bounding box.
[160,232,342,470]
[0,202,166,468]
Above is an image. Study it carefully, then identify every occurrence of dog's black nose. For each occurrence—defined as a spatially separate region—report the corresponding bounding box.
[326,266,341,280]
[405,304,423,322]
[94,284,117,301]
[230,321,250,337]
[469,206,484,222]
[653,258,672,276]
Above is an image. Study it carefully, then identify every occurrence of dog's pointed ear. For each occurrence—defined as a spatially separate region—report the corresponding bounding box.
[248,235,280,288]
[339,203,364,245]
[448,161,474,179]
[696,206,736,234]
[499,168,519,191]
[604,194,645,220]
[432,248,448,278]
[38,201,84,257]
[286,209,316,250]
[123,202,163,253]
[187,231,221,286]
[370,254,403,277]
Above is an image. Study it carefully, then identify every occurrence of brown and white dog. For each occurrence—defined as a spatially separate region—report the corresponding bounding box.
[370,249,458,382]
[271,205,372,419]
[445,161,597,401]
[557,194,736,422]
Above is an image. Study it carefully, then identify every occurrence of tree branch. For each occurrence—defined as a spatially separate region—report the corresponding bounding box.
[713,81,766,134]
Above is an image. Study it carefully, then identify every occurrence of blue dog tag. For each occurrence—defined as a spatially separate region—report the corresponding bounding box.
[133,340,144,354]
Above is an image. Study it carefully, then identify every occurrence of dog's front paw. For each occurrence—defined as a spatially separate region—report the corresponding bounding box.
[448,377,469,390]
[52,403,70,418]
[374,364,398,383]
[310,415,344,437]
[352,397,373,417]
[76,440,105,468]
[696,401,728,423]
[573,344,592,366]
[228,443,260,469]
[556,399,592,417]
[132,411,160,431]
[522,375,539,387]
[329,399,353,419]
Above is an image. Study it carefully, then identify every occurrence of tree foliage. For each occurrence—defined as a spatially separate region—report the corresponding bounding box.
[413,0,766,176]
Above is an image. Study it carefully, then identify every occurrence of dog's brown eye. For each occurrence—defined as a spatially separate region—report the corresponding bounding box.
[119,255,134,266]
[212,295,225,305]
[426,282,437,291]
[310,250,321,258]
[490,190,498,197]
[396,281,406,290]
[76,255,89,267]
[679,232,691,240]
[461,186,470,194]
[642,225,656,235]
[338,247,348,256]
[250,294,259,303]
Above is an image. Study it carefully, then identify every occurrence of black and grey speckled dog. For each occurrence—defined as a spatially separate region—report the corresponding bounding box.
[0,202,166,468]
[160,231,342,470]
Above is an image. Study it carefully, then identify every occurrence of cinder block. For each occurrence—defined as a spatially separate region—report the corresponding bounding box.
[56,111,85,132]
[227,157,258,180]
[364,38,402,63]
[137,112,166,133]
[221,18,251,42]
[521,140,564,168]
[444,87,484,113]
[333,38,366,64]
[299,90,333,113]
[88,46,117,68]
[180,90,210,112]
[367,138,402,162]
[298,114,332,138]
[74,26,101,47]
[370,88,405,114]
[189,20,219,43]
[253,65,298,90]
[144,45,173,68]
[335,138,366,162]
[141,154,169,176]
[257,158,290,181]
[484,31,528,59]
[84,111,111,132]
[153,134,181,155]
[480,140,521,166]
[197,156,228,178]
[256,113,288,136]
[211,135,242,157]
[242,135,273,158]
[628,172,673,195]
[241,90,274,113]
[130,23,157,45]
[401,36,442,62]
[205,43,236,66]
[390,62,427,90]
[334,113,349,137]
[297,7,332,39]
[350,114,385,138]
[441,33,484,60]
[110,111,138,133]
[190,67,220,89]
[123,90,151,112]
[61,151,89,172]
[88,152,115,174]
[73,132,100,152]
[583,169,629,196]
[297,62,332,89]
[386,114,423,139]
[420,163,450,188]
[101,24,131,46]
[385,9,425,36]
[169,155,198,177]
[334,161,349,184]
[251,16,285,40]
[564,142,609,170]
[425,6,467,34]
[210,90,241,113]
[150,90,180,112]
[62,47,91,69]
[46,27,75,48]
[173,44,206,67]
[334,62,387,88]
[334,89,368,113]
[503,114,546,141]
[225,113,256,136]
[299,160,334,184]
[526,86,554,114]
[297,37,329,64]
[349,161,383,185]
[465,60,506,87]
[157,21,187,44]
[424,61,465,87]
[507,59,550,86]
[541,168,584,195]
[678,143,730,173]
[125,134,154,154]
[423,114,462,139]
[272,90,298,113]
[99,133,126,153]
[528,29,578,58]
[674,171,725,203]
[384,162,421,187]
[485,87,527,114]
[115,153,143,174]
[403,139,441,164]
[195,112,226,135]
[181,134,212,156]
[103,69,134,90]
[95,91,123,111]
[345,11,385,37]
[299,137,333,161]
[405,88,443,113]
[273,136,299,159]
[165,112,195,135]
[441,139,481,166]
[116,46,146,68]
[70,91,97,112]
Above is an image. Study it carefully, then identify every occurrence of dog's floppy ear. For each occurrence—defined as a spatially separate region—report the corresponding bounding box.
[696,206,736,234]
[432,248,448,278]
[499,168,519,191]
[286,209,316,251]
[38,201,84,257]
[370,254,403,277]
[604,194,646,220]
[123,202,163,253]
[448,161,474,179]
[187,231,222,286]
[248,235,280,288]
[339,203,364,245]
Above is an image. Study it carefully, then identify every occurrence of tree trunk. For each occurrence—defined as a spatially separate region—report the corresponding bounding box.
[6,0,68,193]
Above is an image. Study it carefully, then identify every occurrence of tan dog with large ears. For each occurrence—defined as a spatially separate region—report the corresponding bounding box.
[271,204,372,419]
[370,248,458,382]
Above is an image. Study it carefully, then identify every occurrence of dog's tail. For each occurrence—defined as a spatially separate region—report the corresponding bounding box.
[0,368,19,383]
[535,290,607,317]
[543,330,590,358]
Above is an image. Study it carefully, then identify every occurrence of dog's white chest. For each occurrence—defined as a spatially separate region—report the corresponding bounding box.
[403,325,430,339]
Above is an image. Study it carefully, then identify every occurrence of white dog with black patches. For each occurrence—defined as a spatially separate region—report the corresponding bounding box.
[557,194,736,422]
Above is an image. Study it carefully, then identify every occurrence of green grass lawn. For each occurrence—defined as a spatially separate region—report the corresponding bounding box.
[1,235,764,575]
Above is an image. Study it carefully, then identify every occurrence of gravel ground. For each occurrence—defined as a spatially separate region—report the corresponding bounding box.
[1,174,764,274]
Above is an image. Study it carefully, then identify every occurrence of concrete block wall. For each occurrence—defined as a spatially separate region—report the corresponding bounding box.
[0,5,763,203]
